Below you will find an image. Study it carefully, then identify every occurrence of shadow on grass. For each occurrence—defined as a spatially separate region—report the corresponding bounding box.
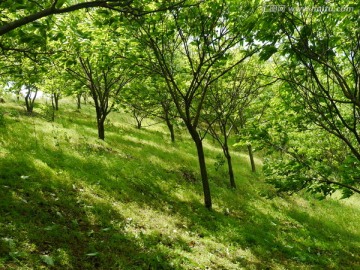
[0,154,195,269]
[1,107,360,269]
[282,205,360,268]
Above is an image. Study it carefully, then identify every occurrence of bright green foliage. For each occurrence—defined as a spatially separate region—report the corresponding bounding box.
[131,0,262,208]
[202,60,263,188]
[59,10,137,140]
[251,0,360,197]
[241,80,360,198]
[0,1,359,268]
[2,56,48,113]
[0,0,163,36]
[121,77,161,129]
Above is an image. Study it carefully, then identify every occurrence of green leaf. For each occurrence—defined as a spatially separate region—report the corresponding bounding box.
[55,0,66,9]
[40,255,54,266]
[259,45,277,61]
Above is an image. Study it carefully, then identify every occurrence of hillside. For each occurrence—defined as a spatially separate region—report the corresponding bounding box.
[0,98,359,270]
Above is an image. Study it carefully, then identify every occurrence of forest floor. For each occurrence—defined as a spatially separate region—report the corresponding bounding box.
[0,97,359,269]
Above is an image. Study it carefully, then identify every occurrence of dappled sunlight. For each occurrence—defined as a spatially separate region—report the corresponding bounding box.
[147,154,174,171]
[1,0,359,267]
[122,134,175,153]
[0,99,359,269]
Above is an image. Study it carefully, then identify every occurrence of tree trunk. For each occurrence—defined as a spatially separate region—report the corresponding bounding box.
[191,132,212,209]
[97,118,105,140]
[224,149,236,189]
[161,103,175,142]
[165,117,175,142]
[247,144,256,172]
[25,96,32,113]
[76,94,81,109]
[133,110,142,129]
[136,120,142,129]
[224,147,236,189]
[25,89,31,113]
[53,93,59,110]
[50,95,55,121]
[25,87,37,114]
[50,106,55,121]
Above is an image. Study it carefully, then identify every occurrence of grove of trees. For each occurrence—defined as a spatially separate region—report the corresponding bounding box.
[1,0,359,209]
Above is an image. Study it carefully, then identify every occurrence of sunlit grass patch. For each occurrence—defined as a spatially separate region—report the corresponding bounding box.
[0,98,359,269]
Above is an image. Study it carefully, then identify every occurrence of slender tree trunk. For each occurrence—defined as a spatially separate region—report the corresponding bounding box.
[190,129,212,209]
[224,147,236,189]
[247,144,256,172]
[25,89,31,113]
[76,94,81,109]
[227,154,235,188]
[50,95,55,121]
[165,117,175,142]
[97,117,105,140]
[162,103,175,142]
[53,93,59,110]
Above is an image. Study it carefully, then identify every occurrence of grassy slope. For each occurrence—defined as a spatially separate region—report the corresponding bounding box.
[0,98,359,270]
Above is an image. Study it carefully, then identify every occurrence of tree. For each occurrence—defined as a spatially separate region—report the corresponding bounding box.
[153,78,178,143]
[255,1,360,197]
[0,1,193,111]
[202,62,261,188]
[121,77,160,129]
[133,0,259,208]
[123,75,179,141]
[3,55,46,114]
[64,10,136,140]
[75,85,88,110]
[67,55,134,140]
[42,63,68,112]
[0,0,189,36]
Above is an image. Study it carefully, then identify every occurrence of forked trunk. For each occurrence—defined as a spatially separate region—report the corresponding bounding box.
[54,93,59,110]
[25,87,37,114]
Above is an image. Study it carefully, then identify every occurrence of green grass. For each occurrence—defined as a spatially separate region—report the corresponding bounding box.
[0,97,359,269]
